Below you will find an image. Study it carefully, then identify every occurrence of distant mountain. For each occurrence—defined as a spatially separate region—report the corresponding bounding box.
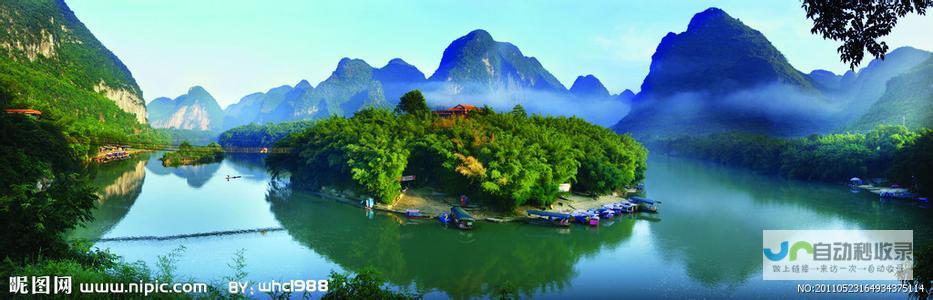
[836,47,930,122]
[569,75,610,98]
[222,82,313,130]
[851,57,933,130]
[616,89,636,102]
[0,0,149,135]
[148,86,224,131]
[613,7,824,136]
[291,58,388,119]
[374,58,426,104]
[428,29,566,95]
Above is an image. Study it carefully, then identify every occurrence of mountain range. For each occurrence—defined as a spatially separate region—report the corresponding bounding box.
[5,1,926,138]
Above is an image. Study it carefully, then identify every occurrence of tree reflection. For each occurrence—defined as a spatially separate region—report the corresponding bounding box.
[267,183,637,299]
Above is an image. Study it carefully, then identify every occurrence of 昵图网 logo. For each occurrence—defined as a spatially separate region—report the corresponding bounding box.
[762,230,913,280]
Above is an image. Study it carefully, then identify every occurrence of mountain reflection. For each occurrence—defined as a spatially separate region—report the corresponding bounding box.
[69,154,148,241]
[144,153,221,188]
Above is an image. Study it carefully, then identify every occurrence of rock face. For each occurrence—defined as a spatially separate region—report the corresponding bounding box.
[428,29,566,95]
[148,86,224,131]
[0,0,148,124]
[612,7,823,136]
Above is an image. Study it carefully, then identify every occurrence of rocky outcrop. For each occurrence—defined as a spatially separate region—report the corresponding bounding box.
[95,80,148,123]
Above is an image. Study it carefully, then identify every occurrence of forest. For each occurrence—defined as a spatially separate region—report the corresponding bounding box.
[160,141,225,166]
[268,90,647,209]
[218,120,314,148]
[651,125,933,195]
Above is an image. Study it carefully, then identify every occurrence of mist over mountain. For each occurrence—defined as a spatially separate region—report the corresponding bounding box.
[852,56,933,130]
[217,30,632,127]
[148,86,224,131]
[825,47,931,123]
[612,8,842,136]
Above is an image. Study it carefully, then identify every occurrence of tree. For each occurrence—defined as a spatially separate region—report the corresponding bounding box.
[511,104,527,118]
[394,90,430,117]
[802,0,931,68]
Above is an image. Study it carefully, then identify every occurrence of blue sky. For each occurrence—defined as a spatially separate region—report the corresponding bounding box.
[68,0,933,108]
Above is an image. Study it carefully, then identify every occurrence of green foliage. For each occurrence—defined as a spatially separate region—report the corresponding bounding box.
[160,142,224,167]
[272,99,647,208]
[852,56,933,130]
[218,120,314,148]
[0,1,166,156]
[655,124,932,194]
[0,95,98,260]
[394,89,430,117]
[888,129,933,195]
[323,268,420,300]
[510,104,527,118]
[802,0,931,69]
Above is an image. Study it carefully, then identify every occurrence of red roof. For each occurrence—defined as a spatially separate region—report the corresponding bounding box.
[4,108,42,115]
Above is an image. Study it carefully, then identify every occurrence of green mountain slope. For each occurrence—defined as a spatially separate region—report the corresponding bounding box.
[429,29,566,94]
[852,57,933,130]
[612,7,822,136]
[0,0,160,151]
[0,0,147,123]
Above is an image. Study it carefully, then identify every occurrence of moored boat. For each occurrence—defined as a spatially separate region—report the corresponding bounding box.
[526,210,571,227]
[450,206,475,230]
[629,197,659,213]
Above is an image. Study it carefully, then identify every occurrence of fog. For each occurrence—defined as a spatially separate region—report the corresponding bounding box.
[620,82,851,136]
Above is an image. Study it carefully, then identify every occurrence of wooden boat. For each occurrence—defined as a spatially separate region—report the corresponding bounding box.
[629,197,659,213]
[450,207,475,230]
[526,210,571,227]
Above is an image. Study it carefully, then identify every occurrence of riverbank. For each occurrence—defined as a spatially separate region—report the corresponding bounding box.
[313,186,640,222]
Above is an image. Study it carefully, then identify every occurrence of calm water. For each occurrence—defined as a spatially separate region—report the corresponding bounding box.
[69,152,931,299]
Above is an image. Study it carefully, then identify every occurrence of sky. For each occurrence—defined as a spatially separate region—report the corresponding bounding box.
[68,0,933,108]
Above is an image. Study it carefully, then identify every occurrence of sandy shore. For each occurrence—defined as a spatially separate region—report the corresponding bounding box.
[315,186,640,223]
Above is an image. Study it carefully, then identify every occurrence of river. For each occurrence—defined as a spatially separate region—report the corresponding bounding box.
[69,152,931,299]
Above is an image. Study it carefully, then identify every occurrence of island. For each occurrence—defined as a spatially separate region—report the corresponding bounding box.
[267,90,648,213]
[160,141,224,167]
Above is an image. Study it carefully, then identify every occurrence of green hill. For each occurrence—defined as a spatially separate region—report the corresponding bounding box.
[0,0,160,151]
[613,8,822,137]
[852,57,933,130]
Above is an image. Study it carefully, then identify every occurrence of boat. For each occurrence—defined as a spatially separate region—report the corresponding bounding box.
[360,197,375,209]
[629,197,659,213]
[571,210,600,227]
[526,210,571,227]
[437,213,450,224]
[604,202,635,214]
[450,206,475,230]
[405,209,431,219]
[594,207,615,219]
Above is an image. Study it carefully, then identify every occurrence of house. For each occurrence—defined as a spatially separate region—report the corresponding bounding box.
[433,104,482,118]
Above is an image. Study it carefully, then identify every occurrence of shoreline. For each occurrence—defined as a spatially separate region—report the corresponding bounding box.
[310,186,642,223]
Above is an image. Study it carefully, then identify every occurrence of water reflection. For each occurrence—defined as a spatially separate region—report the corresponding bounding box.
[267,184,638,299]
[70,154,149,241]
[643,155,932,288]
[144,153,221,188]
